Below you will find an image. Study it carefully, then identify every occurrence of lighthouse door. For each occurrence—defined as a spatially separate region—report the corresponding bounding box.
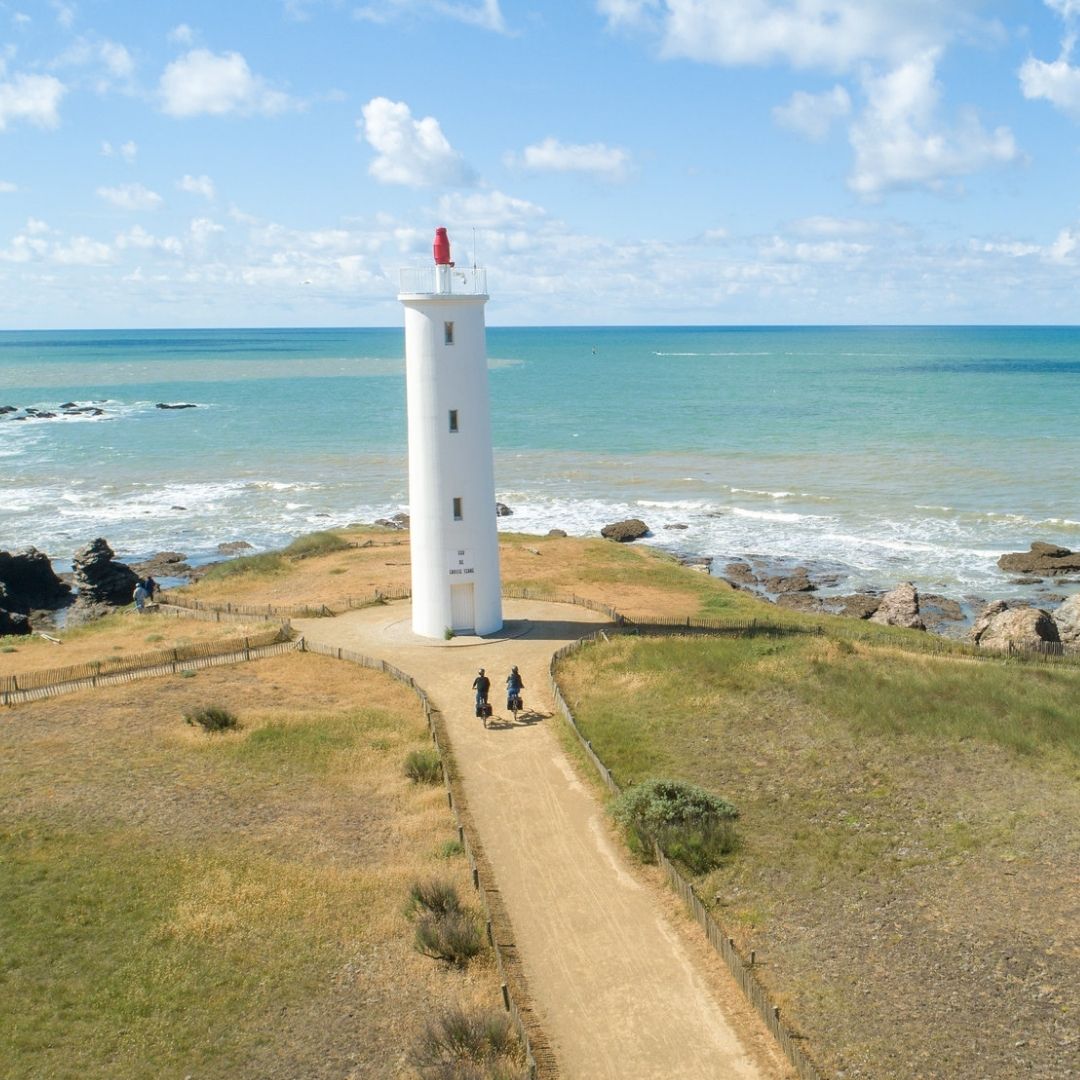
[450,583,475,633]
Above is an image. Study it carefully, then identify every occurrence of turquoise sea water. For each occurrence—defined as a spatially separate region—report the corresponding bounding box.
[1,325,1078,602]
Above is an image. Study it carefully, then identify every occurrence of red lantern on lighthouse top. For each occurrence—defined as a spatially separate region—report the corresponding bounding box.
[433,227,453,266]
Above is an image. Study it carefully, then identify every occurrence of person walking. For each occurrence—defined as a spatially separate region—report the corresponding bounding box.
[133,580,149,613]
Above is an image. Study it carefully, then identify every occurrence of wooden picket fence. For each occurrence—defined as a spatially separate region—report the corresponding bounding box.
[548,631,829,1080]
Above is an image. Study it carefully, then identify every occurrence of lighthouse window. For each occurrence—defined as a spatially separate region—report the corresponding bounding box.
[444,321,454,345]
[449,409,459,432]
[452,497,463,521]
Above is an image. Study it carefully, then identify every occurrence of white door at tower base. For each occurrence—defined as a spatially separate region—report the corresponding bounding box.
[450,583,475,633]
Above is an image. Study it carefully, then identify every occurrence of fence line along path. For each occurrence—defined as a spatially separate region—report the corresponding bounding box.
[293,598,787,1080]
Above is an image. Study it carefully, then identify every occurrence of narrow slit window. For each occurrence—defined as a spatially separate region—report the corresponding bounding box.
[449,409,459,432]
[444,321,454,345]
[452,497,463,521]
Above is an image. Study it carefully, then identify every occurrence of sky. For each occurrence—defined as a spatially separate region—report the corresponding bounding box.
[1,0,1080,327]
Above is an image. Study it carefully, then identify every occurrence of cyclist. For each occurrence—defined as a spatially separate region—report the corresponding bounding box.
[472,669,491,712]
[506,665,524,711]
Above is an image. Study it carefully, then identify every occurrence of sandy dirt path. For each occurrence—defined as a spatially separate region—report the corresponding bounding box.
[295,599,782,1080]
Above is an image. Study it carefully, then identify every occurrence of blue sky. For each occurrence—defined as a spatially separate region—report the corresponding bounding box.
[2,0,1080,327]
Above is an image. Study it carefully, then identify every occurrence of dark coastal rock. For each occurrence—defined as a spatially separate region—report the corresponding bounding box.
[0,404,16,415]
[373,512,410,531]
[676,554,713,573]
[664,523,689,530]
[1052,594,1080,646]
[0,608,31,636]
[723,561,759,587]
[919,593,965,632]
[0,547,72,613]
[869,582,925,630]
[601,518,649,543]
[775,593,825,612]
[970,602,1060,652]
[546,529,568,538]
[829,593,882,620]
[217,540,254,555]
[495,502,513,517]
[1009,577,1044,585]
[155,402,197,410]
[71,538,139,608]
[134,551,191,578]
[997,542,1080,576]
[763,567,815,594]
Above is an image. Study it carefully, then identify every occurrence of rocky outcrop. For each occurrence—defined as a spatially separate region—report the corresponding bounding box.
[155,402,197,410]
[722,561,759,588]
[0,608,30,636]
[0,547,71,613]
[71,538,139,608]
[373,512,410,531]
[133,551,191,578]
[495,502,513,517]
[763,567,814,593]
[217,540,254,555]
[546,529,568,538]
[869,582,925,630]
[676,555,713,573]
[970,601,1060,651]
[997,542,1080,576]
[664,523,689,530]
[830,593,882,620]
[600,518,649,543]
[1052,594,1080,646]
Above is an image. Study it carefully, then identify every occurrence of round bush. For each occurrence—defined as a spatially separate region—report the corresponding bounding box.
[183,704,239,732]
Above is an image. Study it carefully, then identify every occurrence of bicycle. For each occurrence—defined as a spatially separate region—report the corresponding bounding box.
[507,693,522,723]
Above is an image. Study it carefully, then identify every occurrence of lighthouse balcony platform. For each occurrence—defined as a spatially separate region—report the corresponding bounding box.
[398,265,487,298]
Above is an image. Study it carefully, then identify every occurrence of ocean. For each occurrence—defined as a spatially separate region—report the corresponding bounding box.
[2,325,1078,605]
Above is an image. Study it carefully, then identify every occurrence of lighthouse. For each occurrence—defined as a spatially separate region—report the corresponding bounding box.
[398,228,503,639]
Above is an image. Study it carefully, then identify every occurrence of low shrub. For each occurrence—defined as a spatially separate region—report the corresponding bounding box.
[436,839,464,859]
[612,777,738,874]
[283,531,351,559]
[184,704,240,732]
[411,1005,527,1079]
[405,879,462,919]
[404,748,443,784]
[414,910,483,965]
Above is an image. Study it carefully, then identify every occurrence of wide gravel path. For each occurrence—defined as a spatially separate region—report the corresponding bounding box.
[294,599,781,1080]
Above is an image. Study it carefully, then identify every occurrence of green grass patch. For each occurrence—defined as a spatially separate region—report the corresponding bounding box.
[283,531,351,559]
[200,552,287,581]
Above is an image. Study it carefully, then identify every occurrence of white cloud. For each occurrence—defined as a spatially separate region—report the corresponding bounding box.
[359,97,475,187]
[168,23,195,45]
[509,137,632,180]
[848,51,1017,196]
[189,217,225,248]
[115,225,183,255]
[792,216,878,237]
[101,139,138,161]
[51,2,75,30]
[0,180,16,193]
[772,85,851,140]
[51,37,135,90]
[353,0,508,32]
[177,173,216,200]
[435,189,546,227]
[0,72,65,130]
[52,236,113,265]
[96,183,164,211]
[159,49,295,117]
[1020,51,1080,118]
[1048,226,1080,261]
[603,0,955,74]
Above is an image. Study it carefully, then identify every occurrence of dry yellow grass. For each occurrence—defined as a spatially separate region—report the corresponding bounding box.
[180,526,752,621]
[1,652,507,1079]
[0,608,269,676]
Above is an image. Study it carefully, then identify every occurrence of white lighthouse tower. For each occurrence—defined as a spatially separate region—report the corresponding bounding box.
[398,227,503,639]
